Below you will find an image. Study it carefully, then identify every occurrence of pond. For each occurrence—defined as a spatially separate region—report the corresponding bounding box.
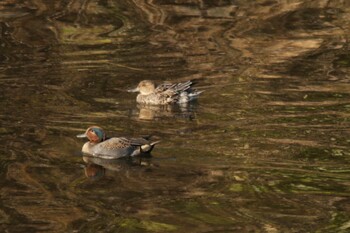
[1,0,350,232]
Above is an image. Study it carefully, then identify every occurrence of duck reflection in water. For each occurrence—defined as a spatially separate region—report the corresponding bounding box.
[83,162,105,180]
[135,103,197,121]
[83,155,154,179]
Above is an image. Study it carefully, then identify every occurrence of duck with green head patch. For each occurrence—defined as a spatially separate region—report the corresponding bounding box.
[77,126,160,159]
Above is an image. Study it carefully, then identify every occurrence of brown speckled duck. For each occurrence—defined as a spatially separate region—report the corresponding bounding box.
[128,80,203,105]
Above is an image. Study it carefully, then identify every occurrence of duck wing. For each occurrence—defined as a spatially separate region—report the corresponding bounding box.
[155,81,193,97]
[155,83,173,92]
[157,81,192,92]
[101,137,134,149]
[172,80,193,92]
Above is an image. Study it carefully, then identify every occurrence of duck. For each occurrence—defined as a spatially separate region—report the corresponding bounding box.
[128,80,203,105]
[77,126,159,159]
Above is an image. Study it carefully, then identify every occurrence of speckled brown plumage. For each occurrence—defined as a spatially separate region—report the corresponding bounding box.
[129,80,203,105]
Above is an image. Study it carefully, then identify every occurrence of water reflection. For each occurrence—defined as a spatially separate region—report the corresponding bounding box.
[83,162,106,179]
[82,155,154,179]
[134,103,196,120]
[1,0,350,232]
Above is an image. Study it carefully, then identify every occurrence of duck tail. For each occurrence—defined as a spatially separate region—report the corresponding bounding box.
[140,140,161,153]
[150,140,161,146]
[188,90,204,100]
[174,80,193,92]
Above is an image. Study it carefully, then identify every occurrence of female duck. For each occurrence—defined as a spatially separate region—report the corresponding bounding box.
[77,126,159,159]
[128,80,203,105]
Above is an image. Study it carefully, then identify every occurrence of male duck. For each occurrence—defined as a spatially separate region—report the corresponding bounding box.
[77,126,159,159]
[128,80,203,105]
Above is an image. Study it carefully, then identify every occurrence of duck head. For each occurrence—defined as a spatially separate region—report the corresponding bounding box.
[77,126,106,143]
[128,80,156,95]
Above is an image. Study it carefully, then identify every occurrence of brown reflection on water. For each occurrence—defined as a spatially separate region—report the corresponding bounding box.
[1,0,350,232]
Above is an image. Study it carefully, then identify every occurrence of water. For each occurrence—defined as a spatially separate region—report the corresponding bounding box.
[1,0,350,232]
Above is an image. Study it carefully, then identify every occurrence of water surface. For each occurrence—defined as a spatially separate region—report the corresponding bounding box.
[1,0,350,232]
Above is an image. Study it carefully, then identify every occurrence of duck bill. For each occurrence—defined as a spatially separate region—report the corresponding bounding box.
[127,87,139,93]
[76,133,87,138]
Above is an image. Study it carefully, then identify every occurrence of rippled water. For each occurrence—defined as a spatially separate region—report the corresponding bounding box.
[1,0,350,232]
